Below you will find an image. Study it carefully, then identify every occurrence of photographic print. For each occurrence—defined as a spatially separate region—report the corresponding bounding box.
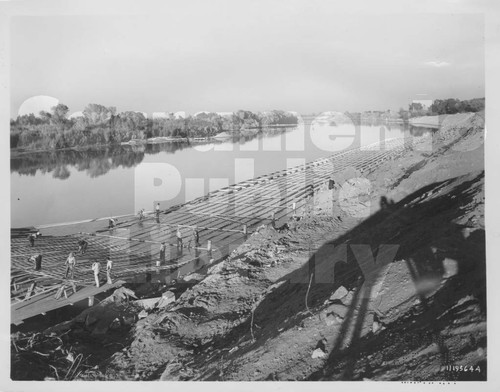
[4,0,495,385]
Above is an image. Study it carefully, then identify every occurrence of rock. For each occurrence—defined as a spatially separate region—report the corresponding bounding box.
[157,291,176,308]
[326,303,348,319]
[109,317,121,330]
[112,287,137,302]
[183,273,204,283]
[341,290,355,306]
[160,362,183,381]
[372,320,382,334]
[442,257,459,278]
[134,297,160,310]
[138,309,148,319]
[311,348,326,359]
[316,338,327,352]
[325,314,342,326]
[208,262,224,275]
[329,286,348,302]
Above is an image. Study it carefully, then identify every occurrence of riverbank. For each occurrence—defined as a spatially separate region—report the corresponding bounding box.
[409,111,483,129]
[11,112,486,381]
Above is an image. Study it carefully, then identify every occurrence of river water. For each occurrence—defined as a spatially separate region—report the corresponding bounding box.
[11,122,424,228]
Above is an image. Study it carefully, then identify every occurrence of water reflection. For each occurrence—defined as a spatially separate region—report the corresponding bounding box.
[11,127,290,179]
[11,146,146,179]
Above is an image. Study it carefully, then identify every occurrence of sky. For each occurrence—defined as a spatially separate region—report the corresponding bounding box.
[9,1,485,118]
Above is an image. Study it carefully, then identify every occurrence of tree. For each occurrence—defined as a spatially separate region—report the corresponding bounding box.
[398,107,409,121]
[39,111,52,123]
[51,104,69,123]
[409,102,423,112]
[83,103,116,126]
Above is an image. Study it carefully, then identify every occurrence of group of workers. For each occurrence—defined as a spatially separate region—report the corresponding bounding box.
[134,204,204,265]
[26,203,205,286]
[64,249,113,287]
[156,225,201,266]
[26,234,114,288]
[109,203,160,229]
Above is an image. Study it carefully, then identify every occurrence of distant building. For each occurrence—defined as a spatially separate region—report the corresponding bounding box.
[411,99,433,109]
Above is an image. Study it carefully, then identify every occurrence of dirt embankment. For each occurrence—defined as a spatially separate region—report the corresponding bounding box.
[409,111,483,130]
[16,113,485,381]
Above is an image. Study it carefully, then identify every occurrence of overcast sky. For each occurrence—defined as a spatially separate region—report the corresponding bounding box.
[10,1,484,117]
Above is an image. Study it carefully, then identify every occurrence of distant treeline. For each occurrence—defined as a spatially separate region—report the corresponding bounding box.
[401,97,485,119]
[344,97,485,125]
[10,104,298,150]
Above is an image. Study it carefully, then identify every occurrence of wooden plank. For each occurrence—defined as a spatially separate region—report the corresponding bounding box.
[11,280,125,325]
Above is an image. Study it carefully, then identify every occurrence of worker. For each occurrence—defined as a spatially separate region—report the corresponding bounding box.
[138,208,145,220]
[109,217,116,229]
[92,260,101,287]
[155,203,160,217]
[207,240,212,257]
[78,239,88,255]
[64,252,76,279]
[106,258,113,284]
[28,233,36,247]
[159,241,166,264]
[192,226,200,247]
[29,254,42,271]
[176,226,183,251]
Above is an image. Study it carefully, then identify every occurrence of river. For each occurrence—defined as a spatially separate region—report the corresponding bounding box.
[11,122,428,228]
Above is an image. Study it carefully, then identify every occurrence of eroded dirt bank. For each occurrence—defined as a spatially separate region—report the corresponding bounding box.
[12,112,486,381]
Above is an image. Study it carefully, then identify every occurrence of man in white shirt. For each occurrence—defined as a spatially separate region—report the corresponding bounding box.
[64,252,76,279]
[92,260,101,287]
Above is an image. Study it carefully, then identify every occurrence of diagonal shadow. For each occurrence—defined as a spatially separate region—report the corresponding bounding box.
[237,170,485,380]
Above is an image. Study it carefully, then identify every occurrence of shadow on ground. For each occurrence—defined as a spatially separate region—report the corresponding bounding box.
[221,171,485,380]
